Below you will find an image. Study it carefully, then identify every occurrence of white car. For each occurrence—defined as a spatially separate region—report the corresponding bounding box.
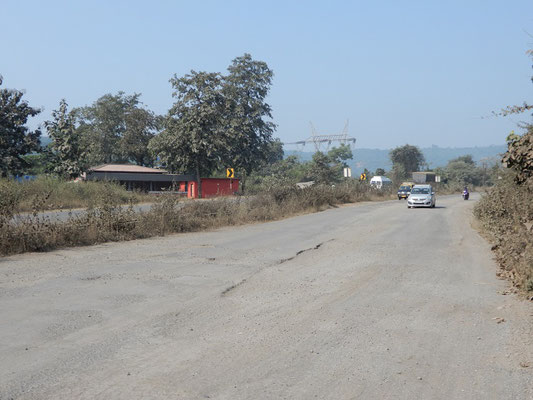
[407,185,435,208]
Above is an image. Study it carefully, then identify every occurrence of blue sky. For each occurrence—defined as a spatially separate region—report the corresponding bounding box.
[1,0,532,149]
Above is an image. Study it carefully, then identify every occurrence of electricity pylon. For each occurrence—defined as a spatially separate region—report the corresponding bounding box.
[285,120,356,152]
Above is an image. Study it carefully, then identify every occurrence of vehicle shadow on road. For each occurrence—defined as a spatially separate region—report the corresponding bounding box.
[408,206,446,210]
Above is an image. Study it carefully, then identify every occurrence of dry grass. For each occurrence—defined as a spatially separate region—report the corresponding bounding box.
[0,176,148,213]
[0,181,389,257]
[474,173,533,294]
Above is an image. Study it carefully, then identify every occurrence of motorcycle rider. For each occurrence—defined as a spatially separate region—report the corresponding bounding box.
[462,186,469,199]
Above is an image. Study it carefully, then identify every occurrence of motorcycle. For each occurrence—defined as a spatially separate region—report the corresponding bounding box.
[462,190,469,200]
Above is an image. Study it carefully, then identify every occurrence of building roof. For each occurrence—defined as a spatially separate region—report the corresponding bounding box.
[86,172,195,182]
[89,164,167,174]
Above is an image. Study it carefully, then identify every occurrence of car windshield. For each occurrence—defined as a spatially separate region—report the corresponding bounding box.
[399,186,411,191]
[411,188,430,194]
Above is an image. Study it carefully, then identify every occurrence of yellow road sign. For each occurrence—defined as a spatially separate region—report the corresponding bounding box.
[226,168,234,178]
[360,173,366,181]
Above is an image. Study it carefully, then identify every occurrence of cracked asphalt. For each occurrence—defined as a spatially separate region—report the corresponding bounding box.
[1,193,532,399]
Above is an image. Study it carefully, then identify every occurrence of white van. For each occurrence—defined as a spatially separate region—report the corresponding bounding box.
[369,176,392,189]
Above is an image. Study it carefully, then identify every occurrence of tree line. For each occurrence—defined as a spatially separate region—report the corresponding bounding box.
[0,54,281,197]
[1,51,505,195]
[337,143,498,188]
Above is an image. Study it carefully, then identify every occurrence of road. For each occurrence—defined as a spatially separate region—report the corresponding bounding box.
[1,194,532,399]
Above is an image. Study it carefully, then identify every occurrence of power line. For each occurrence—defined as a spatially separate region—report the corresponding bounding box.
[284,120,356,152]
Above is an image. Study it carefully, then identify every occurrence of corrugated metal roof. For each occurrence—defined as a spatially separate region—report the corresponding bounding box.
[89,164,167,174]
[87,172,194,182]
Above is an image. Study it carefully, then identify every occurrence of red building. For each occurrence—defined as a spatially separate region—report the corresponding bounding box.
[188,178,239,199]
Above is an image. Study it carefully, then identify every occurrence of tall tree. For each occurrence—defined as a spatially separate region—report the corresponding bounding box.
[44,99,84,178]
[223,54,276,192]
[149,71,226,198]
[120,107,160,166]
[263,138,284,166]
[0,76,41,177]
[389,144,425,178]
[76,92,141,165]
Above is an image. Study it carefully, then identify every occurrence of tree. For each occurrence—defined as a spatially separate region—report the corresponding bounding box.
[389,144,425,179]
[149,71,226,198]
[492,50,533,184]
[445,160,482,185]
[307,145,353,184]
[0,76,41,177]
[502,126,533,184]
[44,99,84,178]
[389,164,406,185]
[433,154,490,186]
[327,144,353,167]
[449,154,475,165]
[223,54,276,192]
[267,155,305,180]
[308,151,334,184]
[375,168,386,176]
[263,138,284,166]
[76,92,141,165]
[247,154,309,191]
[327,144,353,178]
[120,108,161,166]
[21,154,47,175]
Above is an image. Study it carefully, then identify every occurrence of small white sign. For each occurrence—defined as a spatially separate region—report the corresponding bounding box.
[343,167,352,178]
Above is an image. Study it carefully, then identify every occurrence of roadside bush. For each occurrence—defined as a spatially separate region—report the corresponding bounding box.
[0,180,25,220]
[0,176,147,213]
[474,173,533,292]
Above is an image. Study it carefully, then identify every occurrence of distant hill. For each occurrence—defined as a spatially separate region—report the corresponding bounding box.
[286,145,506,175]
[39,135,505,176]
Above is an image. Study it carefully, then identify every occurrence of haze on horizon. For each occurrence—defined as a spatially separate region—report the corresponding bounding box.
[1,0,532,150]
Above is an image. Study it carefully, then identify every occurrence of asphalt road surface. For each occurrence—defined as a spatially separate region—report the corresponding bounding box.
[1,193,532,399]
